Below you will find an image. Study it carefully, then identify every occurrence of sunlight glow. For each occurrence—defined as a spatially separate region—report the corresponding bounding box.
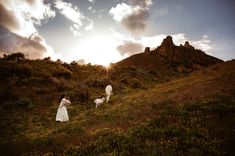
[65,33,124,66]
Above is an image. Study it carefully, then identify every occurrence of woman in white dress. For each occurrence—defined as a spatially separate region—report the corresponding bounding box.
[56,95,71,122]
[105,85,112,102]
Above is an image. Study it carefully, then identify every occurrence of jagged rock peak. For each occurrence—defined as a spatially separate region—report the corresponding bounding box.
[157,36,175,56]
[184,41,194,49]
[160,36,174,47]
[144,47,150,53]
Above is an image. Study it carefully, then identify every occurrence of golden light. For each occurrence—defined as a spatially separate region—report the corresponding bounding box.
[104,63,111,75]
[67,33,124,66]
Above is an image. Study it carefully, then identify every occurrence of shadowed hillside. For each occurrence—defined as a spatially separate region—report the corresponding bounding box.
[111,36,223,89]
[115,36,222,73]
[0,37,234,155]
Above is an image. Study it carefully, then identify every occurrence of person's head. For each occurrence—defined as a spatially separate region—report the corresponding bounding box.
[66,96,70,100]
[60,94,66,102]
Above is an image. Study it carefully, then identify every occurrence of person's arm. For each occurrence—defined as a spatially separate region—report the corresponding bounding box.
[63,99,71,107]
[60,99,71,107]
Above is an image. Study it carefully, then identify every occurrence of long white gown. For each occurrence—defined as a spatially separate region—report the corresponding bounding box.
[56,98,71,122]
[105,85,112,102]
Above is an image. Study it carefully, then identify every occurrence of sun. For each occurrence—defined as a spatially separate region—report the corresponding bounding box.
[67,33,124,66]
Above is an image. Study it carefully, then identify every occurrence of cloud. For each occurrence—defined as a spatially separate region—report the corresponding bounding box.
[112,30,213,56]
[129,0,152,8]
[55,0,83,26]
[54,0,93,35]
[109,0,153,34]
[88,6,97,14]
[97,9,105,19]
[76,59,86,64]
[0,0,55,58]
[0,0,55,36]
[88,0,95,4]
[191,35,213,51]
[117,41,144,56]
[0,26,53,59]
[121,8,149,33]
[0,0,95,60]
[88,6,92,10]
[142,33,213,52]
[84,21,94,31]
[0,4,20,31]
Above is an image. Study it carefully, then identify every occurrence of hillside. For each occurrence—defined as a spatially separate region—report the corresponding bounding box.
[0,49,234,155]
[0,36,233,155]
[115,36,222,76]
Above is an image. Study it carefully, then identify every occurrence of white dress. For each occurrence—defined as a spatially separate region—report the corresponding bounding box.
[105,85,112,102]
[56,98,71,122]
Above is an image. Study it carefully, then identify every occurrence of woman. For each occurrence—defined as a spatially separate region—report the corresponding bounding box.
[56,94,71,122]
[105,85,112,102]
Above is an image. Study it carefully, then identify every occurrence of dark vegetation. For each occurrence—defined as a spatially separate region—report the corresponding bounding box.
[0,36,234,155]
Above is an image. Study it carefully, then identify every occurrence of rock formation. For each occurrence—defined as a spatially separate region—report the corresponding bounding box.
[144,47,150,53]
[184,41,194,49]
[116,35,223,74]
[157,36,175,56]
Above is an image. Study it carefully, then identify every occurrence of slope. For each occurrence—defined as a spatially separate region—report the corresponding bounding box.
[1,60,234,155]
[114,36,223,75]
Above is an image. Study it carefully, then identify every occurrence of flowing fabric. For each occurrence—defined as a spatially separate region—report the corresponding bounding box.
[56,98,71,122]
[105,85,112,102]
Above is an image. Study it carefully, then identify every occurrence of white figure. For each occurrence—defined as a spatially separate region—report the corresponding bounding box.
[94,96,106,108]
[56,95,71,122]
[105,85,112,102]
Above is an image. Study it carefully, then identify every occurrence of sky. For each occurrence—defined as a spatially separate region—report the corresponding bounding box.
[0,0,234,66]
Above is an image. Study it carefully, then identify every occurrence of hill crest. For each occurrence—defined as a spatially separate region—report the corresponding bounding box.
[115,36,223,74]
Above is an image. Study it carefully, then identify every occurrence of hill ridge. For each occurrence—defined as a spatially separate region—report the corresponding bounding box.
[115,36,223,75]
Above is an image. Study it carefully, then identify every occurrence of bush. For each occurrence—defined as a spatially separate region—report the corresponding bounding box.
[51,65,72,79]
[3,52,26,62]
[1,97,33,110]
[131,79,142,89]
[0,62,32,79]
[85,79,106,88]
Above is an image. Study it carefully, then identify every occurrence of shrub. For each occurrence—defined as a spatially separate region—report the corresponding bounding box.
[2,97,33,110]
[85,79,106,88]
[3,52,26,62]
[0,62,32,79]
[51,65,72,79]
[131,79,142,89]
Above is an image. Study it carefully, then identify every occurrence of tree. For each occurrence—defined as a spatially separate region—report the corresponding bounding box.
[4,52,26,61]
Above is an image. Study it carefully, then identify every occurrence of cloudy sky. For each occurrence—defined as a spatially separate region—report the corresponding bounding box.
[0,0,234,66]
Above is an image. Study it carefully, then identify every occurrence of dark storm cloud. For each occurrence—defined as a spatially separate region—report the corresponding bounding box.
[0,0,55,35]
[0,0,56,58]
[109,0,152,34]
[129,0,152,8]
[122,9,149,34]
[117,41,143,56]
[0,26,47,58]
[0,4,20,31]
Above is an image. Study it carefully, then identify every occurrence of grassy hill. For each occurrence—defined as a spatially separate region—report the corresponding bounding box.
[0,51,234,155]
[115,36,222,74]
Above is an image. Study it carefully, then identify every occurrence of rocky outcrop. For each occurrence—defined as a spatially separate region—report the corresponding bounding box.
[155,36,223,67]
[157,36,175,56]
[184,41,194,49]
[144,47,150,53]
[115,35,223,75]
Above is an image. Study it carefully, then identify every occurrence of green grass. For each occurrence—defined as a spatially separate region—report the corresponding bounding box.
[66,96,235,156]
[0,56,234,155]
[1,94,234,155]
